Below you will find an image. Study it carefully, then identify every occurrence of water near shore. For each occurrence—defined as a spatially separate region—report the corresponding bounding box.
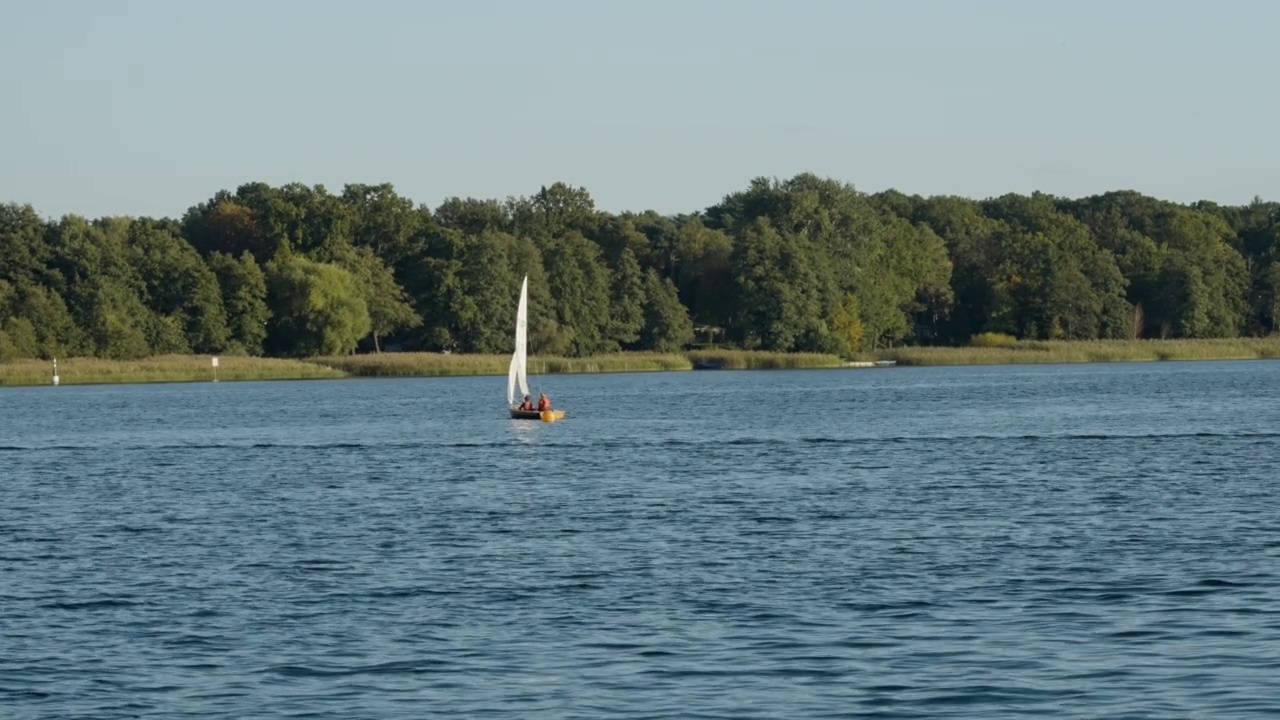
[3,361,1279,718]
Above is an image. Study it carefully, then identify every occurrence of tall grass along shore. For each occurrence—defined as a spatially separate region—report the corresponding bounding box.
[2,338,1278,387]
[314,351,693,378]
[878,337,1280,366]
[0,354,344,387]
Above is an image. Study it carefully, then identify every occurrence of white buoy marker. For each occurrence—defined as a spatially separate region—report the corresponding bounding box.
[212,356,219,382]
[52,358,59,386]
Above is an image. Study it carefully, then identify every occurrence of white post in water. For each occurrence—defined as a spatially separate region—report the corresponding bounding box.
[52,358,59,386]
[211,356,219,382]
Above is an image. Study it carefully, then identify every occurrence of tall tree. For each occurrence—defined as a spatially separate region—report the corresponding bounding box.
[727,217,824,351]
[315,239,421,352]
[207,250,270,355]
[264,255,371,357]
[129,219,230,353]
[638,269,694,352]
[606,247,646,348]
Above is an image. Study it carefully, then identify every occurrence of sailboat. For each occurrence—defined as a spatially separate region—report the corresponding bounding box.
[507,275,565,422]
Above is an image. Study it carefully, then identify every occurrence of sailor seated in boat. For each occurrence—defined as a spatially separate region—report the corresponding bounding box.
[517,395,534,411]
[537,393,551,411]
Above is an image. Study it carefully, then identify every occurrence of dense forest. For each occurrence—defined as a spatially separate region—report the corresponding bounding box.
[1,173,1278,362]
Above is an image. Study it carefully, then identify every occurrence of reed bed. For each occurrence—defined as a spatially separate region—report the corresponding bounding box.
[876,337,1280,366]
[535,353,692,374]
[4,338,1276,387]
[312,351,692,377]
[686,349,845,370]
[313,352,509,377]
[0,354,344,386]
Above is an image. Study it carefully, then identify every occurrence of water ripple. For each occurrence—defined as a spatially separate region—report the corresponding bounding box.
[2,363,1279,717]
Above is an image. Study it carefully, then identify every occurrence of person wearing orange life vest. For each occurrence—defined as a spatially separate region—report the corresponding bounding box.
[517,395,534,411]
[537,393,551,411]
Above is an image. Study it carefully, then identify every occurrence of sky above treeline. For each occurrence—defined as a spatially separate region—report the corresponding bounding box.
[3,0,1277,221]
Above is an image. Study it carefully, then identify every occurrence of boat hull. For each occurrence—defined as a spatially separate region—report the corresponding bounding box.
[509,407,566,421]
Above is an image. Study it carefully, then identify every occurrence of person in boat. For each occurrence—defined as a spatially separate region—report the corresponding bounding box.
[517,395,534,411]
[537,392,551,411]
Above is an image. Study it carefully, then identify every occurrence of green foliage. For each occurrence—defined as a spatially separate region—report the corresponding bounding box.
[2,175,1278,363]
[341,182,426,267]
[728,217,824,351]
[453,229,522,354]
[90,281,153,360]
[0,203,52,289]
[607,247,646,347]
[0,281,38,361]
[831,293,866,355]
[667,216,734,327]
[542,232,613,356]
[5,281,83,359]
[264,255,371,357]
[318,240,421,351]
[510,182,600,239]
[969,332,1018,348]
[639,269,694,352]
[207,251,270,355]
[128,219,230,353]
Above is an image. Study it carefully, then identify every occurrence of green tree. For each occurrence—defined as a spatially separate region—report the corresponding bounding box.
[0,202,52,288]
[317,240,421,352]
[541,232,613,356]
[182,198,270,262]
[607,247,646,347]
[5,281,83,358]
[43,215,156,359]
[89,280,154,359]
[1152,255,1211,338]
[669,215,734,328]
[453,229,521,354]
[433,196,513,236]
[264,255,371,356]
[708,173,952,348]
[728,217,825,350]
[341,182,426,267]
[207,251,271,355]
[128,220,230,353]
[509,236,567,356]
[831,293,866,355]
[1262,263,1280,334]
[639,269,694,352]
[510,182,601,240]
[0,281,39,361]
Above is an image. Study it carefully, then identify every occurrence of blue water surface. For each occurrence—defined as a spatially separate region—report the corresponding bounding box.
[3,360,1279,718]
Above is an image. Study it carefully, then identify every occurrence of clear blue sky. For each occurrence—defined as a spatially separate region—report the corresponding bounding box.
[3,0,1277,221]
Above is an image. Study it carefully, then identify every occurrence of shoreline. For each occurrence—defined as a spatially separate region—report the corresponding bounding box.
[2,339,1279,388]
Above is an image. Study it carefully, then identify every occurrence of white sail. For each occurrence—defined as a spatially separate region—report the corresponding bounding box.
[507,275,530,405]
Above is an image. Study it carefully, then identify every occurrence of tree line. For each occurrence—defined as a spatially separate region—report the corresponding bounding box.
[2,173,1277,362]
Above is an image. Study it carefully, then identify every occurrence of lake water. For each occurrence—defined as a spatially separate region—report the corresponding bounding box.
[3,360,1280,718]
